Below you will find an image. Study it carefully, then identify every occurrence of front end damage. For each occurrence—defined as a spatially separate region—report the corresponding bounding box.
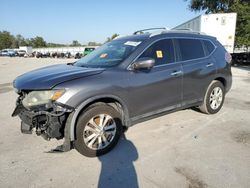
[12,91,74,151]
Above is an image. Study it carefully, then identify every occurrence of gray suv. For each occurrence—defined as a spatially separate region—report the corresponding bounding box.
[12,29,232,157]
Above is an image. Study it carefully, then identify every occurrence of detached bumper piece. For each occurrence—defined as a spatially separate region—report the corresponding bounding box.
[21,122,32,134]
[12,102,73,141]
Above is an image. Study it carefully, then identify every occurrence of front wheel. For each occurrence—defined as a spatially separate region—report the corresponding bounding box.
[199,80,225,114]
[74,104,122,157]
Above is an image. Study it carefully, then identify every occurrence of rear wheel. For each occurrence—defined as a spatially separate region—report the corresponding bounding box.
[74,104,122,157]
[199,80,225,114]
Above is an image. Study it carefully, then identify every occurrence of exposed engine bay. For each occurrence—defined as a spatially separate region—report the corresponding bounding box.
[12,91,74,141]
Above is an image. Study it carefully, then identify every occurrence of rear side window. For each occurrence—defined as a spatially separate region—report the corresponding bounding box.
[178,39,205,61]
[139,39,175,66]
[203,40,215,54]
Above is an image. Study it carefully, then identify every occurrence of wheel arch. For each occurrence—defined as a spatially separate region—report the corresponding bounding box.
[69,95,130,141]
[214,77,227,88]
[200,76,227,107]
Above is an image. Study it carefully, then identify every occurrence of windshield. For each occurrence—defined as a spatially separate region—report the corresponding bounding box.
[74,40,142,68]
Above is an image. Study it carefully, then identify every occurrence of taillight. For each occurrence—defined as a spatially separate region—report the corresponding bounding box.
[225,52,232,64]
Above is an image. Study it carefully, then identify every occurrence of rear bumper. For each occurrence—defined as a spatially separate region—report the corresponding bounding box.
[226,74,232,93]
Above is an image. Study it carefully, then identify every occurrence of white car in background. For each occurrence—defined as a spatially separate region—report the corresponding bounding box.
[16,50,26,57]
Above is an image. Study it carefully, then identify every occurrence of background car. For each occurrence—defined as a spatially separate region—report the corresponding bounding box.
[74,52,83,59]
[83,47,95,56]
[16,50,26,57]
[0,49,16,57]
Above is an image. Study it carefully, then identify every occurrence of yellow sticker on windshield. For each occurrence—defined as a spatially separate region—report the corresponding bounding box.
[100,53,108,58]
[156,50,163,58]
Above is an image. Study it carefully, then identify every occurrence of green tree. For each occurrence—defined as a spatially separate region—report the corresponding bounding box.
[186,0,250,47]
[88,41,101,46]
[71,40,81,46]
[186,0,233,13]
[11,38,19,49]
[0,31,15,50]
[47,43,66,47]
[230,1,250,48]
[106,33,119,43]
[24,38,32,46]
[30,36,47,48]
[16,34,28,46]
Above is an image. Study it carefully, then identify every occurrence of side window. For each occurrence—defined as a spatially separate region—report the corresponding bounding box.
[178,39,205,61]
[203,40,215,55]
[139,39,175,66]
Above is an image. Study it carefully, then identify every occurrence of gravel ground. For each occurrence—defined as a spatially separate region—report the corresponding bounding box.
[0,57,250,188]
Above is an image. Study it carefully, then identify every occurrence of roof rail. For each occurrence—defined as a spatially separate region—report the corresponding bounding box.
[132,27,206,38]
[166,29,206,35]
[133,27,167,35]
[174,28,193,31]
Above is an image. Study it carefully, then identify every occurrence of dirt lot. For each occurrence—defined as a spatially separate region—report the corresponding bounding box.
[0,57,250,188]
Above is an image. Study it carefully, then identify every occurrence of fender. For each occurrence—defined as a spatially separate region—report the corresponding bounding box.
[69,94,130,141]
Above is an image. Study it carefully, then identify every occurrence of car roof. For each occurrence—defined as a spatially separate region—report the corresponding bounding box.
[115,31,216,42]
[115,33,150,41]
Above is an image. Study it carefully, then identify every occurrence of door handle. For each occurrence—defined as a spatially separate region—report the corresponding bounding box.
[171,70,182,76]
[206,63,214,67]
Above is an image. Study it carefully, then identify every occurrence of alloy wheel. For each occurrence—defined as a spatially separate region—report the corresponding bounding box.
[209,87,223,110]
[83,114,117,150]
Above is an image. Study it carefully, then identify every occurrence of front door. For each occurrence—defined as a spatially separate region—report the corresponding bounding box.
[127,39,183,118]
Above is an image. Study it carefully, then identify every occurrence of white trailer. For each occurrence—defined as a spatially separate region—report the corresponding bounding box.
[19,46,33,54]
[173,13,237,53]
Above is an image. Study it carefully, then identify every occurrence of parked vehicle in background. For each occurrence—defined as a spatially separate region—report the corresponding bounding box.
[35,52,42,58]
[32,51,77,59]
[0,46,97,59]
[65,52,71,58]
[74,52,82,59]
[19,46,32,54]
[231,52,250,66]
[173,12,249,65]
[24,52,34,58]
[83,47,95,56]
[0,49,16,57]
[32,46,99,59]
[16,50,26,57]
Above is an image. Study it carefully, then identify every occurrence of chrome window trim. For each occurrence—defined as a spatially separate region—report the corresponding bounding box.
[127,37,217,70]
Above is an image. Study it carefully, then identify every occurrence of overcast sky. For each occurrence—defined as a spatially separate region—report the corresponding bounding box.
[0,0,204,44]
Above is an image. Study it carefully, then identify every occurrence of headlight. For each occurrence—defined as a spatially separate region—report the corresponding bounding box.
[22,90,65,108]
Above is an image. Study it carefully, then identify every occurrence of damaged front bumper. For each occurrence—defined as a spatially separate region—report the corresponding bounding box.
[12,96,74,141]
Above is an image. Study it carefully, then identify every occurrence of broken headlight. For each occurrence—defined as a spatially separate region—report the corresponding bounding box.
[22,90,65,108]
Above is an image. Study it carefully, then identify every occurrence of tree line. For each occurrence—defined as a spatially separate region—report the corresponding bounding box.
[0,31,104,50]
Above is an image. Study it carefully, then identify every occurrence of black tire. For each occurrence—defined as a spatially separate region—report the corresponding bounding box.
[199,80,225,114]
[74,103,122,157]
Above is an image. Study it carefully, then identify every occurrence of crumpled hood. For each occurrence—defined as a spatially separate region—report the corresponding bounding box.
[13,64,104,90]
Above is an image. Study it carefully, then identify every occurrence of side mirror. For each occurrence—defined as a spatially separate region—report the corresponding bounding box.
[131,57,155,70]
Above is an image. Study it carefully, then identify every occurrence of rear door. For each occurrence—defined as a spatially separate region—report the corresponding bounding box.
[128,39,183,118]
[176,38,216,106]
